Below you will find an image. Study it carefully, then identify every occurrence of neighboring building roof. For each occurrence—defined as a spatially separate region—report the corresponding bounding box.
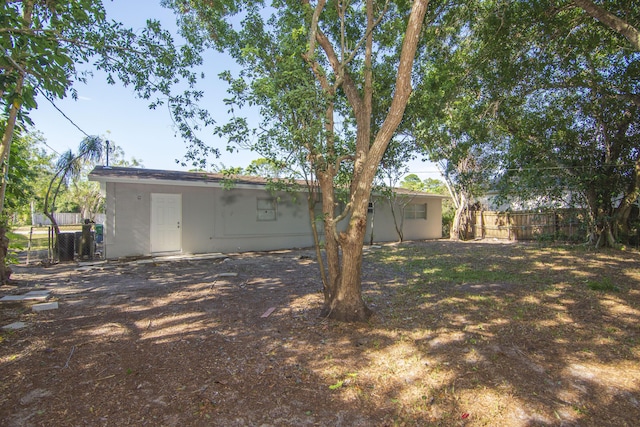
[89,166,448,198]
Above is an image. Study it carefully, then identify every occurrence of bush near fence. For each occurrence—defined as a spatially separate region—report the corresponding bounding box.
[470,209,587,242]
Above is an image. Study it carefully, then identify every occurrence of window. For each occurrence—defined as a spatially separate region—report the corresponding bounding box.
[367,202,374,213]
[257,198,277,221]
[404,203,427,220]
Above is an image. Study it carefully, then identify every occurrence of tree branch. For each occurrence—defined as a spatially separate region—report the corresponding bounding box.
[315,28,362,115]
[306,0,326,60]
[342,0,389,67]
[369,0,430,157]
[573,0,640,50]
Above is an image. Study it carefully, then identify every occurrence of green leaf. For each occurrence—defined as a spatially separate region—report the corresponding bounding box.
[328,380,344,390]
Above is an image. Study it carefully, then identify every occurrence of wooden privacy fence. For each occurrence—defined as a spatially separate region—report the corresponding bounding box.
[31,213,105,226]
[469,210,587,241]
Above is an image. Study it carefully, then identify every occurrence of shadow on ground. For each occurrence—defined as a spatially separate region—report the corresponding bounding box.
[1,240,639,426]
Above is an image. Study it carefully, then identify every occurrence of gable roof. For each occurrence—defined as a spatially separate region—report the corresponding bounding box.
[89,166,448,198]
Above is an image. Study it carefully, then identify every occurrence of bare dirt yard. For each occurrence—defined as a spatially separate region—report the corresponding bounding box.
[1,240,639,426]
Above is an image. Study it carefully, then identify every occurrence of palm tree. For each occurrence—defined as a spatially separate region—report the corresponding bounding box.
[43,136,103,260]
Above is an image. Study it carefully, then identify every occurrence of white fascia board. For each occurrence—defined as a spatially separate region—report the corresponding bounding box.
[88,175,303,192]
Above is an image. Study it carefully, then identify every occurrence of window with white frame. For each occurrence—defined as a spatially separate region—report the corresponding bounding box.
[257,198,277,221]
[404,203,427,220]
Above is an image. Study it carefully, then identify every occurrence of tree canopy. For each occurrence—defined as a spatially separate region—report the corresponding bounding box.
[400,0,638,245]
[156,0,638,321]
[480,0,639,246]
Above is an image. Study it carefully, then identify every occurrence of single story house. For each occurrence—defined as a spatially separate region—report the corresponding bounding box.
[88,166,446,259]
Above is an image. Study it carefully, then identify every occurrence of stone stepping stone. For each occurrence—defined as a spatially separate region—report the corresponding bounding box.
[32,302,58,312]
[0,290,51,302]
[77,261,107,267]
[0,295,25,302]
[217,273,238,278]
[2,322,27,330]
[24,290,50,296]
[23,291,51,300]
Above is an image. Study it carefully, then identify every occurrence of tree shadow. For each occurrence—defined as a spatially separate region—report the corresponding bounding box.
[357,240,640,425]
[1,241,639,426]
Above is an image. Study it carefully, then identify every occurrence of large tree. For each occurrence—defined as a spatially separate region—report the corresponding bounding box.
[479,0,639,246]
[165,0,430,321]
[403,0,638,246]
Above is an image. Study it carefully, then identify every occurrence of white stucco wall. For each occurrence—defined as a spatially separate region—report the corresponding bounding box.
[365,196,443,243]
[100,181,444,259]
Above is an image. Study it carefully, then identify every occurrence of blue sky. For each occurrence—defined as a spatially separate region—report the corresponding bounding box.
[28,0,439,180]
[29,0,240,171]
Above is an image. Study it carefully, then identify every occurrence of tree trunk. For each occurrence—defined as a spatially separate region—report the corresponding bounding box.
[327,248,372,322]
[43,212,61,239]
[322,206,372,322]
[318,174,341,307]
[0,1,33,282]
[43,211,62,262]
[451,193,467,240]
[0,225,12,284]
[307,190,328,294]
[389,197,405,242]
[595,222,617,248]
[610,158,640,244]
[614,204,632,243]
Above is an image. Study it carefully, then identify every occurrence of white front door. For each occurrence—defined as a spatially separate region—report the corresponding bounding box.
[150,193,182,253]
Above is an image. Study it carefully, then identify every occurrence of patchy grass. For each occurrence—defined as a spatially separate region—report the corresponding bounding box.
[360,241,640,426]
[1,240,639,426]
[6,231,48,251]
[586,277,621,292]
